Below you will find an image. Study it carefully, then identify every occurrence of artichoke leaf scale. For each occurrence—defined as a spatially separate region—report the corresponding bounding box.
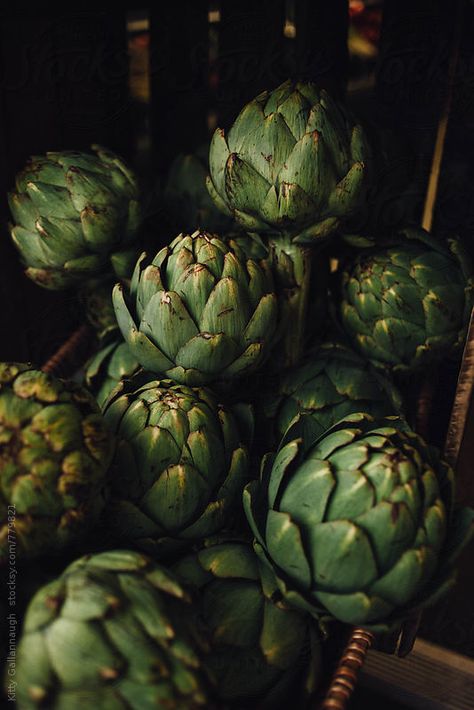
[175,332,238,377]
[65,167,117,211]
[237,111,296,184]
[278,458,335,526]
[314,588,392,626]
[224,153,272,216]
[263,82,292,114]
[130,331,174,375]
[265,510,312,590]
[141,463,211,533]
[423,287,464,336]
[136,265,164,321]
[243,292,278,346]
[200,277,250,340]
[220,342,265,378]
[369,546,437,608]
[141,291,199,360]
[306,519,378,593]
[353,500,417,573]
[8,191,38,232]
[325,468,375,521]
[278,130,334,211]
[276,181,317,226]
[306,103,348,177]
[165,246,195,286]
[195,237,226,278]
[26,181,78,220]
[267,440,301,508]
[45,617,122,688]
[132,428,182,492]
[186,428,225,491]
[171,263,216,326]
[277,91,309,141]
[226,99,267,154]
[422,501,447,553]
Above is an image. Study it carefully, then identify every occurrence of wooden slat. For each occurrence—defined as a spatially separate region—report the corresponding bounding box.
[360,638,474,710]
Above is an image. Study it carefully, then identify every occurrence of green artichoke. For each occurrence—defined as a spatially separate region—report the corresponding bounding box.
[244,413,474,628]
[339,229,474,373]
[264,341,403,444]
[173,539,320,708]
[113,230,279,385]
[102,374,252,554]
[9,145,140,290]
[85,334,141,409]
[207,79,370,243]
[0,363,113,562]
[14,550,214,709]
[164,145,234,233]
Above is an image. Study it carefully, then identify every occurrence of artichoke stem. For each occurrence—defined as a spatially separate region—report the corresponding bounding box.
[268,235,313,368]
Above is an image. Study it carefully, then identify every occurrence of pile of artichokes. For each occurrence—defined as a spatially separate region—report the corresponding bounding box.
[2,80,473,709]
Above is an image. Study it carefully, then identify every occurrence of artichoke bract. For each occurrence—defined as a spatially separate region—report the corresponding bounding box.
[264,341,403,444]
[0,363,114,563]
[207,79,370,243]
[85,334,141,409]
[173,540,320,708]
[339,229,474,373]
[164,145,234,233]
[102,374,252,554]
[244,413,474,628]
[9,145,140,290]
[113,230,279,385]
[14,550,214,709]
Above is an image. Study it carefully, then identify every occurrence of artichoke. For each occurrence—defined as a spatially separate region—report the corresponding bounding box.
[264,341,403,444]
[207,79,370,243]
[173,539,320,708]
[112,230,279,385]
[244,413,474,628]
[9,145,140,290]
[339,229,474,373]
[14,550,214,709]
[0,363,114,562]
[102,373,252,554]
[85,334,141,409]
[164,145,234,233]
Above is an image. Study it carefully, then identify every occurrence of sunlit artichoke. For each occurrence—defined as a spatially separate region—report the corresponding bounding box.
[85,333,141,409]
[173,539,320,708]
[263,341,402,444]
[244,413,473,628]
[164,145,234,233]
[339,229,474,373]
[102,373,252,555]
[207,79,370,243]
[14,550,214,709]
[113,230,279,385]
[0,363,114,563]
[9,145,140,290]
